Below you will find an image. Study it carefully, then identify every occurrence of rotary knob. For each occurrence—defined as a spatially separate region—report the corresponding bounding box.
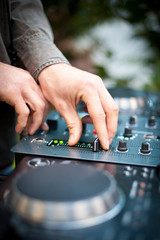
[129,115,137,125]
[123,127,132,138]
[117,140,128,152]
[148,116,156,127]
[140,142,150,154]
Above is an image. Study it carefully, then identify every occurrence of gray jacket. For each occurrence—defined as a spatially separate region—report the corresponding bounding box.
[0,0,69,80]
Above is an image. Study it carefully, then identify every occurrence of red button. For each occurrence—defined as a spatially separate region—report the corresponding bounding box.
[93,129,97,135]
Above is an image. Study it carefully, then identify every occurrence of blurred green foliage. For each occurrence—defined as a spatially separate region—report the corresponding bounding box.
[42,0,160,91]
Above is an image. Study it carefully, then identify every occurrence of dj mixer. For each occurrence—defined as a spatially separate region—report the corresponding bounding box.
[0,88,160,240]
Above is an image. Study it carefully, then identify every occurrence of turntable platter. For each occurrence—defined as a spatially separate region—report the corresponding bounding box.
[7,163,124,230]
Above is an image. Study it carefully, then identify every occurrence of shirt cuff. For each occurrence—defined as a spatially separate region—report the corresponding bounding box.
[13,28,69,80]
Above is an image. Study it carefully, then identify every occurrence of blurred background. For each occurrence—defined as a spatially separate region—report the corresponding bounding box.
[41,0,160,92]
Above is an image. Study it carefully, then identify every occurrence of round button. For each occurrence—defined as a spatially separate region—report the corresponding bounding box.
[124,166,133,172]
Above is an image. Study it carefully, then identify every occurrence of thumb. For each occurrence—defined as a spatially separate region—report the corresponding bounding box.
[61,108,82,146]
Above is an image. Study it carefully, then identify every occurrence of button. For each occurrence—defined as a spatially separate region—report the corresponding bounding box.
[137,189,145,196]
[144,134,154,139]
[129,115,137,125]
[140,142,150,154]
[117,140,128,152]
[123,170,132,177]
[93,138,100,152]
[34,137,45,143]
[123,127,132,138]
[141,172,149,178]
[28,158,50,167]
[124,166,133,171]
[148,116,156,127]
[139,182,147,188]
[141,167,149,173]
[93,129,97,135]
[47,139,54,146]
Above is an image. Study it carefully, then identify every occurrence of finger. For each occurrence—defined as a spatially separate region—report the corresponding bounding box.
[82,91,109,150]
[39,101,51,131]
[40,121,49,131]
[28,88,50,135]
[57,103,82,146]
[14,98,30,134]
[28,102,45,135]
[97,83,119,143]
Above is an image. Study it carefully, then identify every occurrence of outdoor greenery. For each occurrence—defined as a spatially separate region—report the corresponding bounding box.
[42,0,160,91]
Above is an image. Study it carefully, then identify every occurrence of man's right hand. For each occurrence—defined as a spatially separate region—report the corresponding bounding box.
[0,62,50,135]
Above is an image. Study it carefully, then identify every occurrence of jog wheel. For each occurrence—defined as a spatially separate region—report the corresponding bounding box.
[6,163,124,234]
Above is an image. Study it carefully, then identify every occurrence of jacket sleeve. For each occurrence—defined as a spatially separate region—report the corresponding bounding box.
[11,0,69,80]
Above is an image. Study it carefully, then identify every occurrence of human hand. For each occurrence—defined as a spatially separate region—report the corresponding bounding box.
[38,63,119,150]
[0,62,50,135]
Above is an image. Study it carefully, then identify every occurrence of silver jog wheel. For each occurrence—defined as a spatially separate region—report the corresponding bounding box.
[6,163,125,230]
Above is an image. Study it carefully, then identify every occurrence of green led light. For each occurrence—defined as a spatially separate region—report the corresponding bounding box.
[59,140,64,144]
[53,140,58,144]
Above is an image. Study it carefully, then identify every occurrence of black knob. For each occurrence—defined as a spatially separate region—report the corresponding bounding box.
[123,127,132,138]
[140,142,150,154]
[93,138,100,152]
[156,164,160,181]
[129,116,137,125]
[47,119,57,130]
[117,140,128,152]
[148,116,156,127]
[82,123,86,134]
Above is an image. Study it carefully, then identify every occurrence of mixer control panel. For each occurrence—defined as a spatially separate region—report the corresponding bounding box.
[12,110,160,167]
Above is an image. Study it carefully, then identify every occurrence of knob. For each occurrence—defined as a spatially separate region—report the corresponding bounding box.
[82,123,86,134]
[123,127,132,138]
[117,140,128,152]
[129,116,137,125]
[140,142,150,154]
[93,138,100,152]
[47,119,57,130]
[148,116,156,127]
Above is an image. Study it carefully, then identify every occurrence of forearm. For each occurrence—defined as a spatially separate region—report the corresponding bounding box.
[11,0,69,80]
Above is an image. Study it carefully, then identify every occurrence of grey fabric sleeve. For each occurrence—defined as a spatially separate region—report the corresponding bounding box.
[11,0,69,80]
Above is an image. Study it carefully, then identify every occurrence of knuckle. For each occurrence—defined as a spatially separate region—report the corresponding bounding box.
[112,103,119,113]
[67,121,77,130]
[95,111,106,121]
[83,79,96,94]
[22,108,30,118]
[108,103,119,115]
[38,101,45,112]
